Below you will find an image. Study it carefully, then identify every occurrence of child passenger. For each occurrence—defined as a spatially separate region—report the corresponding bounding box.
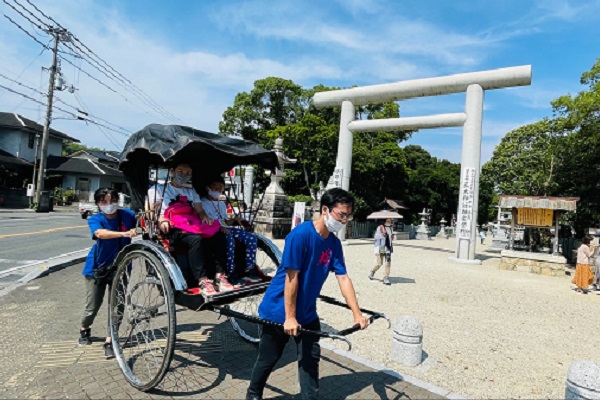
[201,176,260,284]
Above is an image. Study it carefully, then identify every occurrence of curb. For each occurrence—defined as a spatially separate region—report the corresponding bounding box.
[0,249,89,298]
[320,341,466,399]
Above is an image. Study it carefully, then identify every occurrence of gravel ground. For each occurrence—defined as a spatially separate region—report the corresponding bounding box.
[278,235,600,399]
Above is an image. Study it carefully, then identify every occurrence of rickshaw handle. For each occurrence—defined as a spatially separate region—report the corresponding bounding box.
[212,304,354,350]
[318,295,392,330]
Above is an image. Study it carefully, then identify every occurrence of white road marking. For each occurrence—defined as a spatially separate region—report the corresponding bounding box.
[0,248,90,277]
[0,259,42,264]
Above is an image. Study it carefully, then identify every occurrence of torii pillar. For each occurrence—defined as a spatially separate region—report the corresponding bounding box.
[313,66,532,263]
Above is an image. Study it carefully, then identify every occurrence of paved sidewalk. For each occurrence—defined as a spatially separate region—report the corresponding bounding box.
[0,262,450,399]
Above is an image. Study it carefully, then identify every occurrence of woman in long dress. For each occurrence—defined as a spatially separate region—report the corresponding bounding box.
[572,236,594,294]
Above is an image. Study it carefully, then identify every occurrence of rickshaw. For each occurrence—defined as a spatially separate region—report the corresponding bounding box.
[108,124,390,391]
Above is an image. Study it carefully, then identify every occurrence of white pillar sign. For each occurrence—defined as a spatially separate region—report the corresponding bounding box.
[291,202,306,230]
[458,168,475,239]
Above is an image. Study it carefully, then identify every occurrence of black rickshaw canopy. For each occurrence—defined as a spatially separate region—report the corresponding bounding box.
[119,124,279,211]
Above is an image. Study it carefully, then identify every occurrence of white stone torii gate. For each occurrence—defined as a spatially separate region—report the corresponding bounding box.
[313,65,532,264]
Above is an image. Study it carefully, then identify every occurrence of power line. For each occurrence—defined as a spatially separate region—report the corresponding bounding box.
[0,83,75,118]
[19,0,181,123]
[2,14,49,49]
[59,56,118,94]
[0,83,127,149]
[23,0,62,28]
[2,65,135,138]
[73,92,132,136]
[0,46,49,91]
[0,71,46,97]
[60,43,177,122]
[4,0,48,29]
[66,35,181,123]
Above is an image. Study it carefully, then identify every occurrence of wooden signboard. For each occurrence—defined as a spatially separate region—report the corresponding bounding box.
[517,208,553,227]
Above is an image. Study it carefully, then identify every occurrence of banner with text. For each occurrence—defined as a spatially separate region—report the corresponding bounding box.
[458,168,476,240]
[291,202,306,230]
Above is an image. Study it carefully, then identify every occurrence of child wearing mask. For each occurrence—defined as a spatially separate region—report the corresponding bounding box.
[201,176,260,284]
[79,187,137,358]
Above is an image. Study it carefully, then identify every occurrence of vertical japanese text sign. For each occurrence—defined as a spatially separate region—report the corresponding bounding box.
[458,168,475,240]
[333,168,343,189]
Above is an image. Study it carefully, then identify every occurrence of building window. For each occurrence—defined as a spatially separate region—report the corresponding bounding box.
[28,133,35,149]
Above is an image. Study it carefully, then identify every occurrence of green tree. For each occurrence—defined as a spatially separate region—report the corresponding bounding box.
[403,145,461,224]
[482,119,562,197]
[478,162,498,225]
[218,77,306,143]
[552,57,600,235]
[219,78,412,217]
[62,143,104,156]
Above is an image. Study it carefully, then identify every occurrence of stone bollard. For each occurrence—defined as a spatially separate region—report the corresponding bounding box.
[566,361,600,399]
[391,316,423,367]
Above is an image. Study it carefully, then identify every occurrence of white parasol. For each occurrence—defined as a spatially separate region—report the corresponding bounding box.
[366,210,403,220]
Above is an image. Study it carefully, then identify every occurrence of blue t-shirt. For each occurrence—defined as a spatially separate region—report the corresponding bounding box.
[83,209,137,278]
[258,221,347,325]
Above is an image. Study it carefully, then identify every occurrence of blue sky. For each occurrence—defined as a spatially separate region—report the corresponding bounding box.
[0,0,599,164]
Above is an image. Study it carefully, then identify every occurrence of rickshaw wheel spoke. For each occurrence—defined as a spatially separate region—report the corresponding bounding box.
[229,235,281,343]
[109,249,176,391]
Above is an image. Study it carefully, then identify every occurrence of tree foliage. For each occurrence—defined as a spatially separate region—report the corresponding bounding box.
[552,58,600,235]
[402,145,461,224]
[482,119,561,197]
[219,77,417,219]
[480,57,600,235]
[62,142,104,156]
[218,77,469,222]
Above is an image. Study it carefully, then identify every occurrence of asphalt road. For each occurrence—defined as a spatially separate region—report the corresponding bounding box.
[0,211,91,274]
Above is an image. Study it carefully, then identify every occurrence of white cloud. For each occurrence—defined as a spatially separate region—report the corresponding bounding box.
[210,1,499,69]
[533,0,600,22]
[0,0,350,151]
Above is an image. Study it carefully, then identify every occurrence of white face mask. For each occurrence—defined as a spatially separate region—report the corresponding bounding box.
[100,204,118,215]
[207,189,222,199]
[171,173,190,186]
[324,207,345,233]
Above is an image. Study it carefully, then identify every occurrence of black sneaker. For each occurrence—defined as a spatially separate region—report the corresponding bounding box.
[78,328,91,345]
[103,342,115,359]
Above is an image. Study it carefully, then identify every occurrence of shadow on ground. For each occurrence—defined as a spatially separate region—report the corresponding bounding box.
[150,321,417,399]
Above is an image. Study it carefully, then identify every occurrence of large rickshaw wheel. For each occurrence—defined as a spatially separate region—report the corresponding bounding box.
[108,248,176,391]
[228,234,282,343]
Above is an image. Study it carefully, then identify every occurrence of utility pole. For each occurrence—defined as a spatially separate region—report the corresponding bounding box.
[29,133,40,204]
[35,26,68,206]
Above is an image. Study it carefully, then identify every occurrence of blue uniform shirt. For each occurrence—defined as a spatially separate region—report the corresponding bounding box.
[82,209,136,278]
[258,221,347,325]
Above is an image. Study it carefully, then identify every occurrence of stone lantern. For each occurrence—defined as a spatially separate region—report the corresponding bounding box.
[415,208,431,240]
[253,137,297,239]
[437,217,448,239]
